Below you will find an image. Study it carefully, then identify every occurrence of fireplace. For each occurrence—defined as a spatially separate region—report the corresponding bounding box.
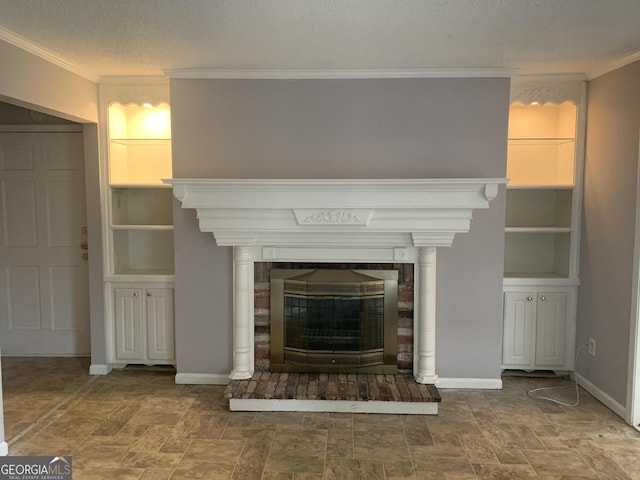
[270,268,398,374]
[168,177,504,386]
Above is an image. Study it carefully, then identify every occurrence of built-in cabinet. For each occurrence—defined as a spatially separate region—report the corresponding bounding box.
[502,77,585,372]
[113,285,174,364]
[100,79,175,366]
[502,288,573,369]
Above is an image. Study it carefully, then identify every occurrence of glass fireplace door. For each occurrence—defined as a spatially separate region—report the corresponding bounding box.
[284,294,385,366]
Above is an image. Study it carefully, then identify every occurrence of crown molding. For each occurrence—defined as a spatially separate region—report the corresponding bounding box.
[100,75,169,85]
[164,67,514,80]
[511,73,587,83]
[0,27,99,83]
[587,49,640,80]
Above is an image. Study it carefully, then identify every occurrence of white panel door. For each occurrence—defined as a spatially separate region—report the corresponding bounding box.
[0,132,89,355]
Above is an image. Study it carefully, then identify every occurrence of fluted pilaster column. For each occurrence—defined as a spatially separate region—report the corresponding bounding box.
[229,246,254,380]
[414,246,438,384]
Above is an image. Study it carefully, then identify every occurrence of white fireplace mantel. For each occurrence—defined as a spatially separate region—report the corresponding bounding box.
[167,178,506,384]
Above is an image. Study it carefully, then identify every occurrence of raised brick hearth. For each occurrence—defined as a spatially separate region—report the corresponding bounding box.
[224,372,441,414]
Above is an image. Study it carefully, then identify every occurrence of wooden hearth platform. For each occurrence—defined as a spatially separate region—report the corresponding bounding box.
[224,372,441,415]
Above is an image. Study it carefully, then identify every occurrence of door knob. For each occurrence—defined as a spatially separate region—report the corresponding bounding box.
[540,296,546,301]
[81,253,88,261]
[81,226,88,235]
[81,242,89,250]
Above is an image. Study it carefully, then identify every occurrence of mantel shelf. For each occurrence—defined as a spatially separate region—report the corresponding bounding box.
[166,178,507,248]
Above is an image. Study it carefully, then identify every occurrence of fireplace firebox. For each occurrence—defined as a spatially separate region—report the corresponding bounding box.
[270,269,398,374]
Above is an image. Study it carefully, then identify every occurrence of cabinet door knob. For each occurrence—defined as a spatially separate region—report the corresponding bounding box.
[540,295,546,301]
[527,296,533,301]
[81,226,88,235]
[81,241,89,250]
[133,292,139,297]
[147,292,152,297]
[81,252,88,261]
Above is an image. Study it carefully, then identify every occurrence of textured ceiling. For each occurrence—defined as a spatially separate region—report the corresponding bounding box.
[1,0,640,78]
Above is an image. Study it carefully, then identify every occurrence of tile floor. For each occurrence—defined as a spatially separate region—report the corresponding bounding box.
[2,357,640,479]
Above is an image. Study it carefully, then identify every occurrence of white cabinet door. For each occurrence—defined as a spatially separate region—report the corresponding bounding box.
[145,288,174,362]
[114,287,144,361]
[535,292,566,367]
[502,292,536,367]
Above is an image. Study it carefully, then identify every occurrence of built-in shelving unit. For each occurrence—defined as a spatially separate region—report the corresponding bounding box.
[107,103,174,276]
[502,77,586,372]
[504,101,577,279]
[100,79,175,367]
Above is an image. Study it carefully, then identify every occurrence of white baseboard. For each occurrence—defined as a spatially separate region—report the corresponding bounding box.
[0,441,7,456]
[174,373,230,385]
[574,372,627,420]
[89,364,111,375]
[436,377,503,389]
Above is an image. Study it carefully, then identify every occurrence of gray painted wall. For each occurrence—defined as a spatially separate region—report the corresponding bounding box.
[578,61,640,406]
[170,77,510,379]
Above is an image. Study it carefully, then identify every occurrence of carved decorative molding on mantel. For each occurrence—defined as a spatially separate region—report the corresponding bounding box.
[295,209,372,226]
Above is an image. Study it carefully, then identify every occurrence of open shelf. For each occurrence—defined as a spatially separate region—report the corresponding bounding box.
[505,188,572,229]
[109,140,171,185]
[507,140,575,186]
[108,103,171,139]
[108,103,172,185]
[507,101,577,187]
[504,232,570,278]
[111,187,174,226]
[113,229,175,275]
[508,102,577,138]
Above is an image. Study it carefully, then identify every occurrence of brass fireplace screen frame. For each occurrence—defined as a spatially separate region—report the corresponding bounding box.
[270,269,399,374]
